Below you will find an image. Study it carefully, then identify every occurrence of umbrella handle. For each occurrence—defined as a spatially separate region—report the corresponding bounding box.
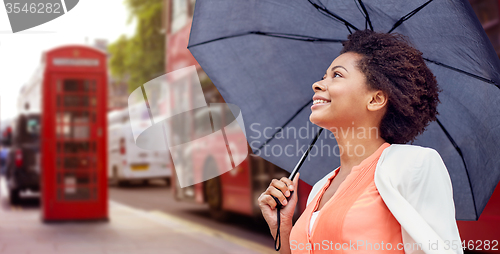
[271,128,324,251]
[272,191,294,251]
[272,195,282,251]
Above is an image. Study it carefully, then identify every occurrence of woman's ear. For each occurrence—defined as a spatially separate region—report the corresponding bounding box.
[367,90,388,112]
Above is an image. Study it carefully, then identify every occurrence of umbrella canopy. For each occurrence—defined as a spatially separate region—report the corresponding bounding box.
[187,0,500,221]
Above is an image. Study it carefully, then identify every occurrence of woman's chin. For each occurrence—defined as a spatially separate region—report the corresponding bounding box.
[310,115,340,130]
[309,115,327,128]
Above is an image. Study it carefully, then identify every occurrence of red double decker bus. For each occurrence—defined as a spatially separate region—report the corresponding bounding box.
[164,0,312,221]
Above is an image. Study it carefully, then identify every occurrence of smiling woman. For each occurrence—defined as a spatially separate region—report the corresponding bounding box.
[310,52,378,134]
[258,29,462,254]
[310,30,441,145]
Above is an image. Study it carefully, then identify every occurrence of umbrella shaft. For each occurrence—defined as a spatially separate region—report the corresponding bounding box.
[289,128,324,181]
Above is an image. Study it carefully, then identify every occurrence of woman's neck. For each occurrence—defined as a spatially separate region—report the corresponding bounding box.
[327,123,386,175]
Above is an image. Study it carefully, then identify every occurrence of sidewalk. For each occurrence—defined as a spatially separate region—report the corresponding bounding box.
[0,201,275,254]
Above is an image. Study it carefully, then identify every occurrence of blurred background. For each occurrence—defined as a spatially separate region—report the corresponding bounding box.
[0,0,499,253]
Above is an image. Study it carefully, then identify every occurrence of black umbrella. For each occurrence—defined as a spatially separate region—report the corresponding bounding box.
[187,0,500,224]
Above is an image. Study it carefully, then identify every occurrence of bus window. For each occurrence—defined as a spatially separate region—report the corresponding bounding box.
[223,105,237,128]
[188,0,196,17]
[209,105,222,130]
[171,0,188,33]
[193,107,213,140]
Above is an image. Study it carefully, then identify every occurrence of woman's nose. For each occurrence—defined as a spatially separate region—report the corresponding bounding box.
[312,80,326,92]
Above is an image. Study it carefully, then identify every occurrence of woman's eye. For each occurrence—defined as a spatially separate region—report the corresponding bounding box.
[322,72,341,80]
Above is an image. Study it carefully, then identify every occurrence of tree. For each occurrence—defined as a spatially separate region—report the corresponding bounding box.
[108,0,165,92]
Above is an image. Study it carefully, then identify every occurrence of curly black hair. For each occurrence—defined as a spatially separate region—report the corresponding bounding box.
[340,29,441,144]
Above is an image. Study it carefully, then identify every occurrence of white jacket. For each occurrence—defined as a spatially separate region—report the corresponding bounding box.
[306,144,463,254]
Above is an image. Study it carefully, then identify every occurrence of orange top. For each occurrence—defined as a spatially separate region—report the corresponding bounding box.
[289,142,405,253]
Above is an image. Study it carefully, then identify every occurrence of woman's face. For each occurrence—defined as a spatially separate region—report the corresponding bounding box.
[310,52,381,129]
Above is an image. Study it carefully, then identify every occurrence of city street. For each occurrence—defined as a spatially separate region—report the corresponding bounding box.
[0,178,276,254]
[0,1,499,254]
[108,180,275,249]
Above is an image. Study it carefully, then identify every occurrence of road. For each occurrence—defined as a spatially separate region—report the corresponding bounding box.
[0,177,487,254]
[0,177,276,250]
[108,179,275,249]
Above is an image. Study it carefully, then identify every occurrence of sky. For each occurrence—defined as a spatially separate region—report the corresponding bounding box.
[0,0,136,121]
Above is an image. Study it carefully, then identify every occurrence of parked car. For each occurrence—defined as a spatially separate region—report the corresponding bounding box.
[107,108,172,186]
[4,114,41,204]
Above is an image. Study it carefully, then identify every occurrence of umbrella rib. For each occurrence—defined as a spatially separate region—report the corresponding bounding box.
[250,31,345,43]
[356,0,373,31]
[307,0,359,32]
[188,31,344,48]
[423,58,499,88]
[255,99,313,152]
[435,118,478,219]
[388,0,435,33]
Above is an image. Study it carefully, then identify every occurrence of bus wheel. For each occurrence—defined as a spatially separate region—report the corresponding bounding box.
[164,177,171,187]
[205,175,229,221]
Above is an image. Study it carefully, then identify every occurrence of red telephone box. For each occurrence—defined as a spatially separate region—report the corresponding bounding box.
[36,45,108,221]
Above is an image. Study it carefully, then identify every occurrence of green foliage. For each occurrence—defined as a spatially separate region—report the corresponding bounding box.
[108,0,165,92]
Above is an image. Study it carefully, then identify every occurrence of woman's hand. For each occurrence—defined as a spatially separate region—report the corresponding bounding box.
[258,173,300,238]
